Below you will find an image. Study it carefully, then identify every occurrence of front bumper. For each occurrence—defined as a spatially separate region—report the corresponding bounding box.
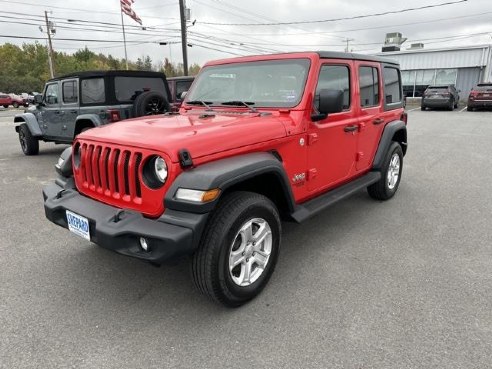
[43,179,209,264]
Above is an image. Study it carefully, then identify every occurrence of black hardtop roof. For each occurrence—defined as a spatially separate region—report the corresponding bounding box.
[316,51,399,66]
[48,70,167,82]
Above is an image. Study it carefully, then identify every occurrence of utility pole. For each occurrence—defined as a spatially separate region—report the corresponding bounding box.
[120,9,129,70]
[44,11,55,78]
[344,38,354,53]
[179,0,188,76]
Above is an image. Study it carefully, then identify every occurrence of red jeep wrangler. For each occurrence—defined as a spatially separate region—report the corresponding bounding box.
[43,52,407,307]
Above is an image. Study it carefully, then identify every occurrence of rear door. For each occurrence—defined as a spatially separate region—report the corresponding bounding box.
[355,62,383,171]
[59,79,79,140]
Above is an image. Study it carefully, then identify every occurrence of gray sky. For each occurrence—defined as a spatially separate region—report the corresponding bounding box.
[1,0,491,67]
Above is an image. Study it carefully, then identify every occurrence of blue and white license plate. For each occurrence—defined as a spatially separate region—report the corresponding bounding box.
[66,210,90,241]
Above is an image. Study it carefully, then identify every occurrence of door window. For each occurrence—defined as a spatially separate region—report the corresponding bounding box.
[383,67,402,104]
[81,78,105,104]
[44,83,59,105]
[176,80,193,100]
[62,81,78,104]
[315,65,351,110]
[114,77,166,102]
[359,66,379,107]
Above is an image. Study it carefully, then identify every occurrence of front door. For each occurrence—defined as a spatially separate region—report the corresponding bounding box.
[41,82,62,138]
[307,61,358,192]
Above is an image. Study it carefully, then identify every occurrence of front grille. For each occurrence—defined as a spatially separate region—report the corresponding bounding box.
[79,143,143,204]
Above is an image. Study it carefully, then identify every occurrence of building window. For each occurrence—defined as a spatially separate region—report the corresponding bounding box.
[401,68,458,98]
[435,69,457,85]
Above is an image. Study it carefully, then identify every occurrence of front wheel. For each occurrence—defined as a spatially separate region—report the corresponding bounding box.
[191,192,281,307]
[368,142,403,200]
[18,123,39,155]
[13,102,19,108]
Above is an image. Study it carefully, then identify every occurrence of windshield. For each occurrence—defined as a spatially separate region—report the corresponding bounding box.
[185,58,311,108]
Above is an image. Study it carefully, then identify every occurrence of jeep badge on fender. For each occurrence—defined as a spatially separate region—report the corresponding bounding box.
[43,51,408,307]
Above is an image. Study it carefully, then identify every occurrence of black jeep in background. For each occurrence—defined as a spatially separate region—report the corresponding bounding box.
[14,70,172,155]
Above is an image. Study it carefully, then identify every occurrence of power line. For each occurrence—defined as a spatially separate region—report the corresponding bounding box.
[198,0,468,26]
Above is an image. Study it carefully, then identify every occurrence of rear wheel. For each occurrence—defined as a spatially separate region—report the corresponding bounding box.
[18,123,39,155]
[421,106,426,111]
[368,142,403,201]
[191,192,281,307]
[448,99,454,111]
[2,105,8,109]
[467,106,473,111]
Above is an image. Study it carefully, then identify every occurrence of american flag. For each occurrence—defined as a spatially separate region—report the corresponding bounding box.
[120,0,142,25]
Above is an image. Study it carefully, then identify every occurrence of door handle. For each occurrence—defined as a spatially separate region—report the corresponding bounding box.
[70,110,78,114]
[344,125,358,132]
[373,118,385,125]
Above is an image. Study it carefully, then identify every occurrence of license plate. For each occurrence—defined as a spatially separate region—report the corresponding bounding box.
[483,94,490,97]
[66,210,90,240]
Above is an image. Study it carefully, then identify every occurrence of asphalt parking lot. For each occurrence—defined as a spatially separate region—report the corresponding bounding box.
[1,108,491,369]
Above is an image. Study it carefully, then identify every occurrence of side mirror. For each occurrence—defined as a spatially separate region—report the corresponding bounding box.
[34,94,43,105]
[179,91,187,100]
[312,89,344,121]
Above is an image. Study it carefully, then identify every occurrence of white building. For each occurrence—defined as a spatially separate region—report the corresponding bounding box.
[376,44,492,100]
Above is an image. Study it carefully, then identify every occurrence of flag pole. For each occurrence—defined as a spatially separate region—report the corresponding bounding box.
[120,8,129,70]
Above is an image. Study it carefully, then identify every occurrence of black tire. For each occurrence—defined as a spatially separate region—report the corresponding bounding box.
[454,101,458,109]
[367,142,403,201]
[18,123,39,156]
[13,102,19,108]
[448,99,454,111]
[132,91,170,117]
[192,191,281,307]
[2,105,8,109]
[467,106,473,111]
[421,106,426,111]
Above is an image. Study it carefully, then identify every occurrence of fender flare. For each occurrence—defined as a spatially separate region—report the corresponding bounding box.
[75,114,103,127]
[73,114,104,137]
[372,120,407,170]
[14,113,42,137]
[165,152,296,214]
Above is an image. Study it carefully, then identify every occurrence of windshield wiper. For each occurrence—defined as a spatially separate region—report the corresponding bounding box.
[221,101,258,113]
[186,100,214,111]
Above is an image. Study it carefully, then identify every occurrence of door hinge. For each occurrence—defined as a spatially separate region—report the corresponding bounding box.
[307,168,318,180]
[356,152,364,161]
[308,133,318,146]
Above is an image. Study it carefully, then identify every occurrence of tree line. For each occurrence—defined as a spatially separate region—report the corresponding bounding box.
[0,43,201,93]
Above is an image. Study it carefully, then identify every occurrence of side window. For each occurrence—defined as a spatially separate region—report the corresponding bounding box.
[316,65,350,110]
[359,66,379,107]
[81,78,105,104]
[62,81,78,104]
[176,80,193,100]
[44,83,59,105]
[383,67,402,104]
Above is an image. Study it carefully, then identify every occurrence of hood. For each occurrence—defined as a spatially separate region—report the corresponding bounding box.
[79,112,289,162]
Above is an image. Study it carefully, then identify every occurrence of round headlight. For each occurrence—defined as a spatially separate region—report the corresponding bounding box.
[154,156,168,183]
[143,155,168,189]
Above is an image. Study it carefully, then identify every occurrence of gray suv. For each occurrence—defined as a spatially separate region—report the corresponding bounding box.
[14,70,171,155]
